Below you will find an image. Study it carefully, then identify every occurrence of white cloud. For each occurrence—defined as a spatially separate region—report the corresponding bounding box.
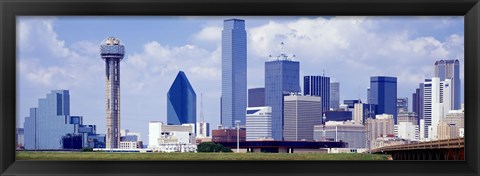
[193,26,222,43]
[247,16,464,102]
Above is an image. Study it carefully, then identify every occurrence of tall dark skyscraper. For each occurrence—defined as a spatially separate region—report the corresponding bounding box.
[100,37,124,149]
[167,71,196,125]
[434,59,461,110]
[370,76,397,124]
[221,19,247,128]
[248,88,265,107]
[304,75,330,112]
[265,43,300,140]
[412,83,424,126]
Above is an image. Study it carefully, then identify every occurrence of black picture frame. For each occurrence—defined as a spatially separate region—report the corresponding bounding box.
[1,0,479,175]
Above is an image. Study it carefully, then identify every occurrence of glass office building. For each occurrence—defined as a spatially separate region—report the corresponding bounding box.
[265,51,300,140]
[434,59,461,110]
[221,19,247,128]
[412,83,424,126]
[370,76,397,124]
[304,75,330,112]
[330,82,340,110]
[167,71,197,125]
[248,88,265,107]
[24,90,86,149]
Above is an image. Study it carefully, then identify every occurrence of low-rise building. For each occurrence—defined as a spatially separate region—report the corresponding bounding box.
[212,127,246,143]
[366,114,395,141]
[148,121,196,152]
[119,141,138,149]
[313,121,366,148]
[437,110,464,139]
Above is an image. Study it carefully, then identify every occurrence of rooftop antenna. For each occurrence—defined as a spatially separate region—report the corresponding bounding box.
[278,42,290,61]
[281,42,285,56]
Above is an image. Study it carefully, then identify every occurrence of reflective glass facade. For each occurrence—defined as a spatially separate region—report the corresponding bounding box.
[412,83,424,126]
[304,75,330,112]
[24,90,80,149]
[370,76,397,124]
[221,19,247,128]
[248,88,265,107]
[330,82,340,110]
[265,60,300,140]
[434,60,461,110]
[167,71,197,125]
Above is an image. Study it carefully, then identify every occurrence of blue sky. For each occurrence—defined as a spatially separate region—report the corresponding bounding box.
[17,16,464,144]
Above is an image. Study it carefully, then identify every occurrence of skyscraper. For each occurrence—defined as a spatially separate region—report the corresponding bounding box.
[370,76,397,124]
[101,37,124,149]
[265,44,300,140]
[24,90,88,149]
[413,83,424,126]
[167,71,196,125]
[330,82,340,110]
[248,87,265,107]
[304,75,330,112]
[423,77,452,140]
[221,19,247,128]
[283,95,322,141]
[434,59,461,110]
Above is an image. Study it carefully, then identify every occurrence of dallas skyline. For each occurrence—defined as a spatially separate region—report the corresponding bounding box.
[17,16,464,145]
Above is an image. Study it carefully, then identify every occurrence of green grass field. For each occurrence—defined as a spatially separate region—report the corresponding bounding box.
[16,151,390,160]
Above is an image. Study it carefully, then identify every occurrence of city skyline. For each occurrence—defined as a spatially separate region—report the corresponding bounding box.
[17,16,464,145]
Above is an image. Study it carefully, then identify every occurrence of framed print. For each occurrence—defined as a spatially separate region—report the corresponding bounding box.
[1,0,479,176]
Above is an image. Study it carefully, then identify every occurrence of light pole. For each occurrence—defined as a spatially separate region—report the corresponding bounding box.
[235,120,241,153]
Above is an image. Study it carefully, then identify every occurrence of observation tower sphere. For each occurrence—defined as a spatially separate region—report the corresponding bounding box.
[100,37,125,60]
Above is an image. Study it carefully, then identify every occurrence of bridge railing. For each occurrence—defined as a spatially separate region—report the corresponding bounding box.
[372,137,464,153]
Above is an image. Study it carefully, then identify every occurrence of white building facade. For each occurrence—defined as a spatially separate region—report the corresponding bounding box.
[148,121,162,149]
[395,122,419,141]
[148,121,197,152]
[423,78,452,140]
[246,106,273,141]
[313,121,366,148]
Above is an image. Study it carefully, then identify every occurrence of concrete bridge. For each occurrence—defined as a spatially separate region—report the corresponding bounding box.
[372,137,464,160]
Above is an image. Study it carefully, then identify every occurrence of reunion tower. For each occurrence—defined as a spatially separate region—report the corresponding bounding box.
[100,37,124,149]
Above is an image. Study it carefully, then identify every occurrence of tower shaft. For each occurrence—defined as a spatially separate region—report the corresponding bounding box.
[100,37,124,149]
[105,58,121,149]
